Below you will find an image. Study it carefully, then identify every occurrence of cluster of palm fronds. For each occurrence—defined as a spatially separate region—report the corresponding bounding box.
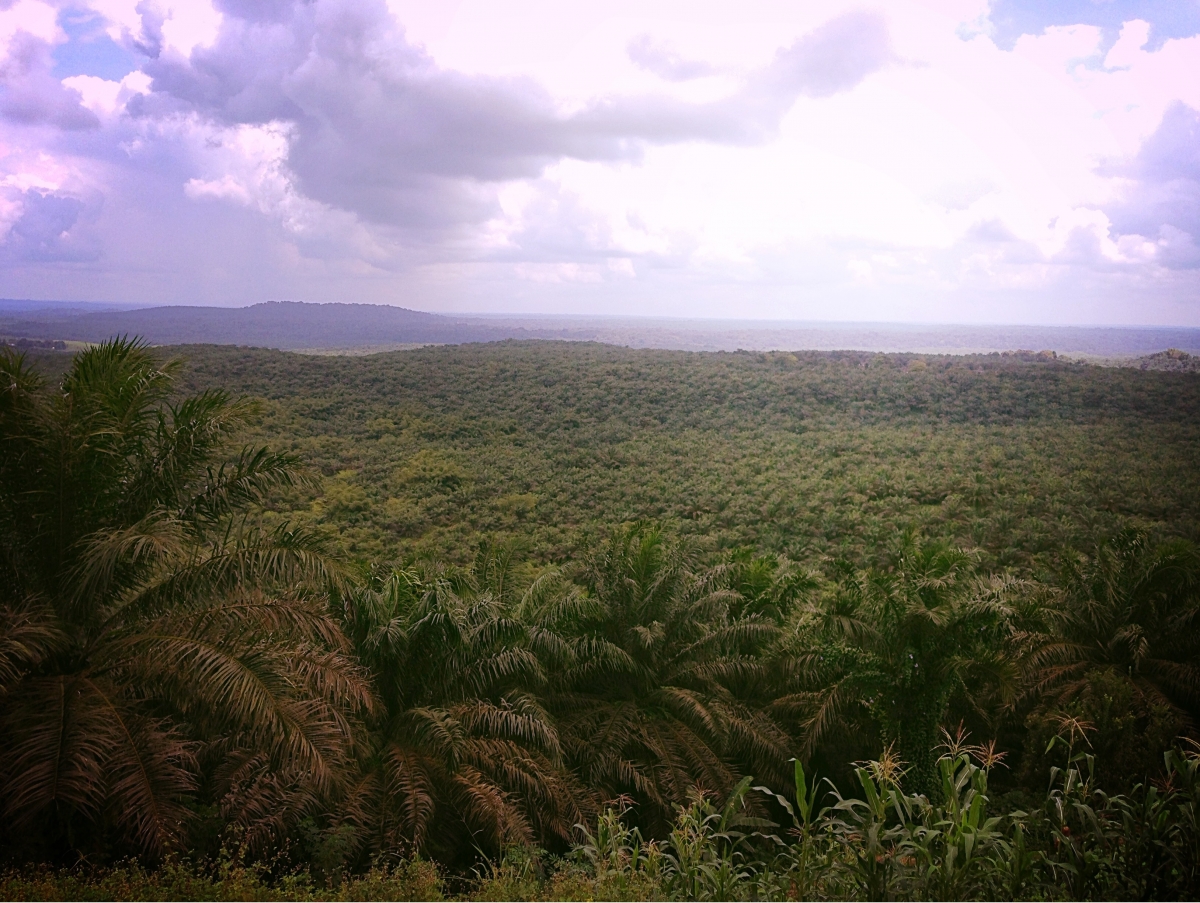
[2,340,1198,879]
[0,339,370,860]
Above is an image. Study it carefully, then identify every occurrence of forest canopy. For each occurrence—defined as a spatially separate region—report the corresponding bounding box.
[169,340,1200,569]
[3,338,1200,901]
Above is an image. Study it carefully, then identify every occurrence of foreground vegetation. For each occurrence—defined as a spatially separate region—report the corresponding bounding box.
[3,339,1199,899]
[5,746,1200,900]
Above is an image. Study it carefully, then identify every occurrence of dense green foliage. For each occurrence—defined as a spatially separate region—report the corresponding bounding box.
[4,339,1200,900]
[161,341,1200,569]
[6,747,1200,900]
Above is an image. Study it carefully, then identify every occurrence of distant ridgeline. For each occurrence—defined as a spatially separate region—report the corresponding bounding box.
[0,337,67,351]
[0,300,520,349]
[3,299,1200,358]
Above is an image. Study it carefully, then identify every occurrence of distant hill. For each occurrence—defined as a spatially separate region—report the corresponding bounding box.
[0,301,524,349]
[3,300,1200,357]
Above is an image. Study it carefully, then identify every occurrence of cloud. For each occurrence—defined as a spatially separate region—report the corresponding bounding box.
[753,9,892,100]
[1,30,100,129]
[626,35,717,81]
[1130,99,1200,183]
[1103,101,1200,268]
[213,0,296,24]
[0,188,97,261]
[131,1,892,231]
[1156,224,1200,269]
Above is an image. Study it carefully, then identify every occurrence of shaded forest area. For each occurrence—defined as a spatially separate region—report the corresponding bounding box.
[3,339,1200,901]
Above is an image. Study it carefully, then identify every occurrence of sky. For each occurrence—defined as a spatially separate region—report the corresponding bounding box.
[0,0,1198,325]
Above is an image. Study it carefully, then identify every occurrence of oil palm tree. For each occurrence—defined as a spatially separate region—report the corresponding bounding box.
[522,524,791,835]
[723,547,817,624]
[0,339,368,859]
[1021,530,1200,728]
[784,535,1015,794]
[332,550,583,865]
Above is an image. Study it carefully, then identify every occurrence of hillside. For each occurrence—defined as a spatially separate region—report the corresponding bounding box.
[0,300,518,349]
[8,337,1200,898]
[141,340,1200,567]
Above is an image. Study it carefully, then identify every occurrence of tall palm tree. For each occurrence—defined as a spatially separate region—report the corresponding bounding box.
[0,339,368,859]
[723,547,817,625]
[333,550,583,865]
[522,524,791,835]
[785,535,1015,794]
[1021,530,1200,728]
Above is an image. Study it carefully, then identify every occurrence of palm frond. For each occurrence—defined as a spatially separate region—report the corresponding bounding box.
[450,765,532,849]
[87,681,197,854]
[453,696,562,759]
[112,630,352,792]
[0,599,65,692]
[130,523,347,610]
[182,445,311,526]
[2,676,121,830]
[69,513,188,618]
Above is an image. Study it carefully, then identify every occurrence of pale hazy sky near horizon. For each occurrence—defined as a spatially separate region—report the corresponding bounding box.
[1,1,1198,325]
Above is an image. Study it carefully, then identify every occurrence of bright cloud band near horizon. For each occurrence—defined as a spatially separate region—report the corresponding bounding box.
[1,0,1198,325]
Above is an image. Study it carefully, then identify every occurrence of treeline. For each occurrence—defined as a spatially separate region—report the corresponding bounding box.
[2,340,1199,900]
[0,301,522,350]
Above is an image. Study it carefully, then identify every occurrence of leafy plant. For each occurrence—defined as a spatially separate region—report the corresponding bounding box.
[789,536,1016,794]
[1020,530,1200,779]
[332,552,581,864]
[903,748,1005,900]
[658,777,772,901]
[0,340,367,859]
[755,758,833,900]
[526,524,790,833]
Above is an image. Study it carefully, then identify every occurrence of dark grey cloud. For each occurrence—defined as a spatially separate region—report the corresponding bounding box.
[0,32,99,130]
[130,0,891,231]
[213,0,298,24]
[1156,226,1200,269]
[1132,100,1200,184]
[754,10,892,99]
[582,11,893,146]
[964,218,1021,244]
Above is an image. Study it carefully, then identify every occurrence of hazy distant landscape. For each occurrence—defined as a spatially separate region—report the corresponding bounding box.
[5,298,1200,359]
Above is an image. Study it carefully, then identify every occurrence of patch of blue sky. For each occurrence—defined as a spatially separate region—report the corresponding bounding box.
[51,7,138,81]
[988,0,1200,52]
